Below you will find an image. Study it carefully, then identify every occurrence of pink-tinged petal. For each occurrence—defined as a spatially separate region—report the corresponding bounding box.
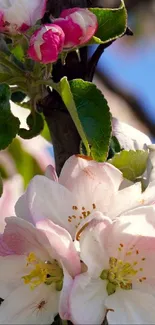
[80,207,155,287]
[106,289,155,324]
[59,155,122,214]
[69,273,107,325]
[0,255,26,299]
[108,182,142,219]
[28,24,65,64]
[26,175,76,237]
[76,212,111,276]
[146,145,155,185]
[0,283,59,324]
[15,193,34,225]
[3,217,48,260]
[103,206,155,286]
[36,219,81,277]
[112,117,151,150]
[0,11,4,29]
[45,165,58,182]
[54,16,83,48]
[59,267,73,320]
[104,206,155,256]
[141,180,155,205]
[0,235,14,256]
[0,175,23,233]
[56,8,98,48]
[0,0,47,34]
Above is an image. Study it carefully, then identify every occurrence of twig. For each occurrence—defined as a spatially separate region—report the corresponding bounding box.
[86,28,133,82]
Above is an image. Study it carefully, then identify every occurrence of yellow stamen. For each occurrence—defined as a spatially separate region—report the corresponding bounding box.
[22,253,63,290]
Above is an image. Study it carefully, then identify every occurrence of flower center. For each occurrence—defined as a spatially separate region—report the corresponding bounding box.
[68,203,97,229]
[22,252,63,291]
[100,244,147,295]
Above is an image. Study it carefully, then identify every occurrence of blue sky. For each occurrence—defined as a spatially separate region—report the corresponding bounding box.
[96,38,155,122]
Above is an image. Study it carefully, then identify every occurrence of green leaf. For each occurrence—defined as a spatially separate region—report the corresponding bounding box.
[70,79,112,161]
[0,73,13,83]
[11,45,24,62]
[108,150,149,181]
[18,112,44,139]
[0,84,20,150]
[0,173,3,197]
[59,77,90,156]
[108,136,121,159]
[90,0,127,44]
[0,51,25,76]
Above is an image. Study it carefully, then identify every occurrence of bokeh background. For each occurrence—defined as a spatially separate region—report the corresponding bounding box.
[0,0,154,224]
[94,0,155,139]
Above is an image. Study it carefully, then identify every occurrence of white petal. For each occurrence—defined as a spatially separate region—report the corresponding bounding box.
[45,165,58,182]
[112,118,151,150]
[25,175,77,237]
[3,0,46,29]
[108,182,142,219]
[141,180,155,205]
[36,219,81,277]
[0,175,23,233]
[0,283,59,324]
[59,268,73,320]
[3,217,48,260]
[106,289,155,324]
[79,213,111,276]
[105,206,155,282]
[0,255,26,298]
[69,273,107,325]
[59,155,122,214]
[15,193,34,225]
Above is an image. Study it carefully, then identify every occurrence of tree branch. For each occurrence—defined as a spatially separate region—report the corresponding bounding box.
[42,0,132,176]
[42,0,101,175]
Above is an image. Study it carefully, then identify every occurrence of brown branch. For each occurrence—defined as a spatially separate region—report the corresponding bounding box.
[42,0,104,175]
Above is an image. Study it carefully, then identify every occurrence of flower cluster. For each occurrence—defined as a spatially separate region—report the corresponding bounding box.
[1,124,155,324]
[0,1,98,64]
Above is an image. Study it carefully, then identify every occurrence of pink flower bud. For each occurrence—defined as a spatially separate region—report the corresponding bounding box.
[0,0,47,34]
[28,24,65,64]
[54,8,98,49]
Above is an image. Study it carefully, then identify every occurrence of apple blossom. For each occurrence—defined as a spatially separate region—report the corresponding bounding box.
[0,0,47,34]
[69,208,155,324]
[0,217,81,324]
[0,175,23,233]
[54,8,98,48]
[112,117,151,150]
[28,24,65,64]
[15,154,153,239]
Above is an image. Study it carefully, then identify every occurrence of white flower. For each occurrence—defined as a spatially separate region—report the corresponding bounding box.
[69,208,155,324]
[15,155,155,238]
[0,0,47,34]
[112,118,151,150]
[0,175,23,233]
[15,155,123,237]
[0,217,81,324]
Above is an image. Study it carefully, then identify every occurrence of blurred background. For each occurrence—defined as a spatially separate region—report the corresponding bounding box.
[0,0,154,224]
[94,0,155,139]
